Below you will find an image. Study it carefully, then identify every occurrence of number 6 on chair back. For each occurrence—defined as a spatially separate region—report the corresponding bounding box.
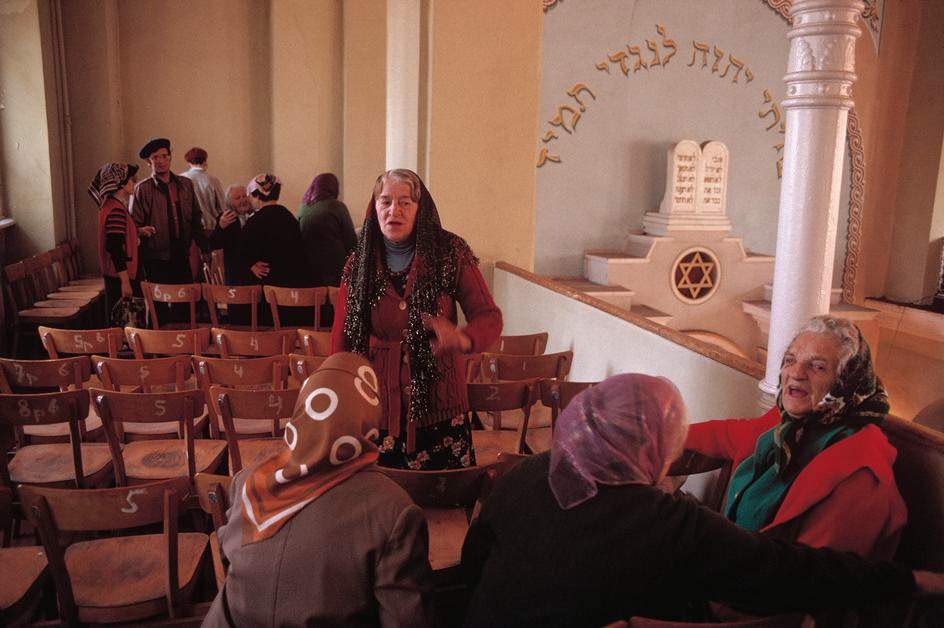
[141,282,203,330]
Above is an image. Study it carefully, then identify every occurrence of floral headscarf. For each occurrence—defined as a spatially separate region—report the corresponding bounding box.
[88,163,138,208]
[247,173,281,201]
[341,169,477,436]
[240,352,382,544]
[548,374,688,510]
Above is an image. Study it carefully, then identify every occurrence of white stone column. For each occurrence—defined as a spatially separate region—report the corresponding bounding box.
[385,0,421,172]
[760,0,865,404]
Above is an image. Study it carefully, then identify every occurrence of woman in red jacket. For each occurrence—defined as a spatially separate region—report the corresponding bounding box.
[331,169,502,470]
[685,315,906,559]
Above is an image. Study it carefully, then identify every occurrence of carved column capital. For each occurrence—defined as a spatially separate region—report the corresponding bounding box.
[782,0,864,110]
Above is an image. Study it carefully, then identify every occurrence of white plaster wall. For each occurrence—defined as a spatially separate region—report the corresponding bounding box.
[493,267,761,423]
[535,0,850,289]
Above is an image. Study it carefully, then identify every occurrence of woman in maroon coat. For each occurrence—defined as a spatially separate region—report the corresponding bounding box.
[331,169,502,470]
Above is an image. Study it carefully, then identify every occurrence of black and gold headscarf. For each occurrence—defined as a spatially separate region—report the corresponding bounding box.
[341,170,476,428]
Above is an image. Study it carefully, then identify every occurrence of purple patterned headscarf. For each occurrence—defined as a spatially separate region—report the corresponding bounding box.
[302,172,340,206]
[548,374,689,510]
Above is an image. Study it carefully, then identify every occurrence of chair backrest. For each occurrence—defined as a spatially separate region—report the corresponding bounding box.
[4,261,39,309]
[194,472,232,530]
[202,283,262,330]
[67,238,90,277]
[377,465,492,509]
[0,390,92,488]
[125,326,211,357]
[667,450,732,513]
[91,388,207,484]
[39,326,125,358]
[289,353,327,381]
[20,477,191,625]
[467,380,540,413]
[539,379,596,428]
[212,327,296,358]
[141,282,203,329]
[883,415,944,570]
[0,356,91,392]
[486,332,549,356]
[480,351,573,382]
[625,613,810,627]
[296,329,332,357]
[262,285,326,329]
[49,245,76,283]
[913,398,944,432]
[92,355,192,392]
[211,386,299,472]
[23,253,60,296]
[194,355,289,390]
[208,250,225,285]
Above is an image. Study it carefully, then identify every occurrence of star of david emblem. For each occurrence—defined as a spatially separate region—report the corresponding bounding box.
[674,250,718,301]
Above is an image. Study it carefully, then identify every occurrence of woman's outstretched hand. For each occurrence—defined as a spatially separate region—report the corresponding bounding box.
[422,313,471,356]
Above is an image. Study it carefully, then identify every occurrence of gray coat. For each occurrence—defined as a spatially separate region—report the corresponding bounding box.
[204,468,432,628]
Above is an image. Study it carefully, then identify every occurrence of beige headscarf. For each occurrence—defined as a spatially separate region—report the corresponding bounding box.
[241,352,382,544]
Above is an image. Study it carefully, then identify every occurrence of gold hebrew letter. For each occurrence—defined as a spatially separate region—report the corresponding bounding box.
[711,46,726,73]
[542,130,559,143]
[758,89,783,131]
[723,54,745,82]
[536,147,562,168]
[595,61,611,74]
[657,24,677,67]
[549,104,581,134]
[774,143,785,179]
[645,39,661,67]
[688,41,710,68]
[745,68,754,83]
[607,50,630,76]
[566,83,596,111]
[627,44,648,71]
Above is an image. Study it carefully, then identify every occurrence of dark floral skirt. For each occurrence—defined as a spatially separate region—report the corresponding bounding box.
[378,415,477,470]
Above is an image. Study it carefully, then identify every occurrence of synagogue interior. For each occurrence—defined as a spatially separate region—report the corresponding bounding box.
[1,0,944,626]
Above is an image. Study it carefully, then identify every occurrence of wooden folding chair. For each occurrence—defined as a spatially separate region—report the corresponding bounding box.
[212,327,297,358]
[92,388,226,485]
[126,326,212,358]
[296,328,332,357]
[52,243,104,289]
[20,477,208,625]
[202,283,263,331]
[539,379,597,430]
[193,355,290,439]
[485,332,549,356]
[479,350,573,383]
[193,473,232,588]
[378,465,494,573]
[323,286,340,330]
[4,261,84,357]
[65,238,105,283]
[0,390,113,489]
[39,326,125,358]
[0,486,48,625]
[92,355,209,441]
[262,285,327,329]
[467,380,540,467]
[288,353,327,383]
[0,356,102,444]
[667,451,733,513]
[211,387,299,474]
[25,252,100,304]
[141,281,203,330]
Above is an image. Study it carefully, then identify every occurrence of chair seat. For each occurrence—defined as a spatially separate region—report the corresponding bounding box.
[426,507,469,572]
[66,533,207,620]
[69,278,104,287]
[53,285,101,295]
[526,427,553,455]
[9,443,113,485]
[32,299,91,309]
[234,438,285,470]
[123,413,209,439]
[122,439,227,481]
[18,307,82,321]
[0,546,47,612]
[45,291,96,302]
[23,414,103,441]
[471,430,523,467]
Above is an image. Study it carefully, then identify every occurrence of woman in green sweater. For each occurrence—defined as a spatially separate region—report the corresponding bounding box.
[298,172,357,287]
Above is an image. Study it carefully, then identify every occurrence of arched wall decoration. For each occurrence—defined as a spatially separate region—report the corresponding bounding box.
[762,0,867,302]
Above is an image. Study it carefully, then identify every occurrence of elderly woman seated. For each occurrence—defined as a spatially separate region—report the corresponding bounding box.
[460,373,940,627]
[684,315,905,558]
[204,353,432,627]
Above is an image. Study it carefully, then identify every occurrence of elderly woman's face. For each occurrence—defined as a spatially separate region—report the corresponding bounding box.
[228,187,251,215]
[780,331,841,416]
[376,180,417,243]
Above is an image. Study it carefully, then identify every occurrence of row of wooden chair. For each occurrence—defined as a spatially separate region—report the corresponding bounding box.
[4,240,105,357]
[141,281,339,331]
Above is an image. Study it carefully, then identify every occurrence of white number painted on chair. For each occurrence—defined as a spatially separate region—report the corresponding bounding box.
[267,393,283,413]
[250,336,259,351]
[233,364,244,379]
[153,285,163,299]
[139,366,150,380]
[228,289,236,299]
[121,488,147,514]
[73,335,93,352]
[177,288,188,298]
[172,334,186,348]
[290,290,299,303]
[154,399,166,416]
[14,364,38,386]
[486,386,499,402]
[18,399,31,418]
[57,362,70,377]
[96,332,105,343]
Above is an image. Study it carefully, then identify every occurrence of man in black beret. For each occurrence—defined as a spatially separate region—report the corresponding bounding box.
[132,137,208,324]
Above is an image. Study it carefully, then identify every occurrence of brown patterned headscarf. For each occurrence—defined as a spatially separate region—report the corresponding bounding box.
[240,352,382,544]
[341,169,477,430]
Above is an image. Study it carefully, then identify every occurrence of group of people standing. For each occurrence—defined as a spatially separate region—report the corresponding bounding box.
[88,137,357,325]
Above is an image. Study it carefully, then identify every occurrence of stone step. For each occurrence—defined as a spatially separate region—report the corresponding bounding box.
[762,283,842,305]
[583,249,648,285]
[554,277,635,310]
